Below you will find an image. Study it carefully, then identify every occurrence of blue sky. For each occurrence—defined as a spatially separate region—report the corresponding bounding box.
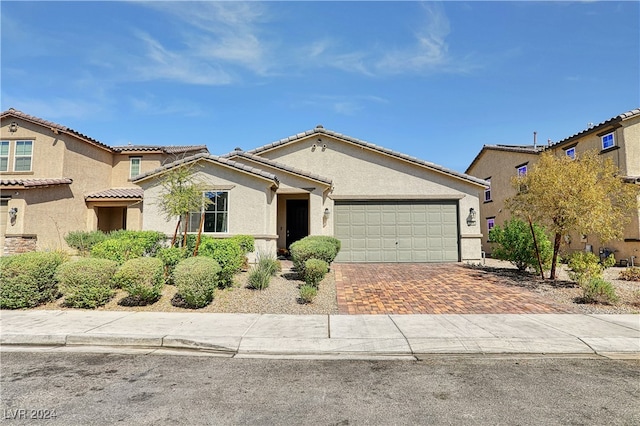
[2,1,638,173]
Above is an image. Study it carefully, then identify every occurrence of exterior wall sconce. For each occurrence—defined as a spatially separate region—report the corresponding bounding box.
[9,121,18,133]
[323,208,330,220]
[9,207,18,220]
[466,207,477,226]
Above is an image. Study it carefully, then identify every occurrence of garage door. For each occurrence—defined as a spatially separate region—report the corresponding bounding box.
[334,201,459,263]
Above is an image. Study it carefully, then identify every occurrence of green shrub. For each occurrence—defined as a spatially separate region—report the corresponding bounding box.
[581,277,619,304]
[156,247,187,284]
[290,236,341,272]
[0,251,67,309]
[57,258,117,308]
[230,235,255,254]
[619,267,640,282]
[198,238,244,287]
[298,284,317,304]
[488,219,553,272]
[64,230,109,254]
[256,251,281,277]
[90,231,166,263]
[247,267,271,290]
[112,257,164,305]
[109,230,165,256]
[173,257,220,308]
[303,258,329,287]
[568,252,608,286]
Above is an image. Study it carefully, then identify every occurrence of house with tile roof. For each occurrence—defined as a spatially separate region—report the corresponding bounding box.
[0,108,208,254]
[466,108,640,264]
[136,125,488,263]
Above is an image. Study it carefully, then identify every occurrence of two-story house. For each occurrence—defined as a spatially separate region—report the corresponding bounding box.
[0,108,207,255]
[466,108,640,265]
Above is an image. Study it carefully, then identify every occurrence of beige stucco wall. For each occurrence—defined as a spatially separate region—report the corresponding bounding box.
[139,159,277,259]
[111,153,165,187]
[255,135,485,261]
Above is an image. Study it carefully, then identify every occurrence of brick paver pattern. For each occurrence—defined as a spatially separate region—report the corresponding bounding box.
[334,263,577,315]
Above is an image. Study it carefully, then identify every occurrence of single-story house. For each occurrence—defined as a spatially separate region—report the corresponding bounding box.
[135,125,488,263]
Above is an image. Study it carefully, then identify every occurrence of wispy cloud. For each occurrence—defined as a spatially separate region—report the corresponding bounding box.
[0,94,107,121]
[296,95,388,116]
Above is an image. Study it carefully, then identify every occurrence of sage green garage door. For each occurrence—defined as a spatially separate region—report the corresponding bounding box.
[334,201,459,262]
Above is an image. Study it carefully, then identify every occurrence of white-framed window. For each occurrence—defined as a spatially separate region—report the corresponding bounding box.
[487,218,496,241]
[565,147,576,159]
[188,191,229,233]
[129,156,141,178]
[0,141,9,172]
[601,133,615,150]
[484,178,492,202]
[517,164,527,176]
[14,140,33,171]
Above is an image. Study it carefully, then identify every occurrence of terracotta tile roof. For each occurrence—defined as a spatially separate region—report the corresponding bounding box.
[1,108,112,152]
[112,145,209,155]
[132,153,279,186]
[246,125,488,187]
[85,188,144,200]
[222,150,333,186]
[548,108,640,148]
[0,178,73,188]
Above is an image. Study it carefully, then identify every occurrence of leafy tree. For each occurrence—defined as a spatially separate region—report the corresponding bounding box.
[154,163,211,250]
[489,218,553,273]
[506,150,639,279]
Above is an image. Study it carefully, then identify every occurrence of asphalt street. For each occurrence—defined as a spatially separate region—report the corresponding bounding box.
[1,352,639,425]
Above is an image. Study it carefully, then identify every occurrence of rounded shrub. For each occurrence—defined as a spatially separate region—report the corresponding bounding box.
[57,258,118,308]
[173,257,221,308]
[303,258,329,287]
[581,277,619,304]
[112,257,164,305]
[198,238,244,287]
[156,247,187,284]
[0,251,67,309]
[298,284,318,304]
[289,235,341,272]
[91,239,146,264]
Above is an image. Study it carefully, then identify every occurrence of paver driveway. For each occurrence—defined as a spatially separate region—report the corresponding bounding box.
[334,263,577,315]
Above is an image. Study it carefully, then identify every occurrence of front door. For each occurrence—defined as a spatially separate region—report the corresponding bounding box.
[286,199,309,248]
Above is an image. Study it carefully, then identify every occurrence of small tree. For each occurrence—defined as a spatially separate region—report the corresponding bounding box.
[154,163,211,249]
[506,150,639,279]
[489,218,552,273]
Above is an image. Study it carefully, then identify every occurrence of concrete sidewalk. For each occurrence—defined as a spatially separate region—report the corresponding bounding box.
[1,311,638,360]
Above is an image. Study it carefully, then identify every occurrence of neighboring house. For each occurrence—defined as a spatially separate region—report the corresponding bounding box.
[466,108,640,264]
[135,125,488,263]
[0,108,208,255]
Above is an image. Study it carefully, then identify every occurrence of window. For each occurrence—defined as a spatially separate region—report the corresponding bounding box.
[517,164,527,176]
[565,147,576,159]
[188,191,228,233]
[487,218,495,231]
[601,133,615,150]
[129,157,141,178]
[14,140,32,171]
[0,141,8,172]
[484,178,492,202]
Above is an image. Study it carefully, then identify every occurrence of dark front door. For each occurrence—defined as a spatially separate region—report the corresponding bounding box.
[286,199,309,248]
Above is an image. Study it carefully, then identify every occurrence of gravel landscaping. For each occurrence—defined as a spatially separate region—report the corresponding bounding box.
[28,259,640,315]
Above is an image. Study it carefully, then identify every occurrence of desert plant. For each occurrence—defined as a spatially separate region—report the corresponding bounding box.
[57,258,118,308]
[619,267,640,282]
[64,230,109,254]
[198,238,244,287]
[488,219,553,273]
[0,251,67,309]
[290,236,341,272]
[567,251,613,286]
[580,277,619,304]
[298,284,318,304]
[247,267,271,290]
[256,251,281,276]
[173,257,221,308]
[112,257,164,305]
[303,258,329,287]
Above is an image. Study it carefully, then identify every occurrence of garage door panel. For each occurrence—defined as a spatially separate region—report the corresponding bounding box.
[335,201,459,263]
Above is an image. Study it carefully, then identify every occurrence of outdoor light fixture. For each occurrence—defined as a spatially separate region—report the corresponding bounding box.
[466,207,477,226]
[323,208,330,220]
[9,122,18,133]
[9,207,18,220]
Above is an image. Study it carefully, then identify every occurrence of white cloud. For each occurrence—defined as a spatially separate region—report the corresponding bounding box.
[296,94,388,116]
